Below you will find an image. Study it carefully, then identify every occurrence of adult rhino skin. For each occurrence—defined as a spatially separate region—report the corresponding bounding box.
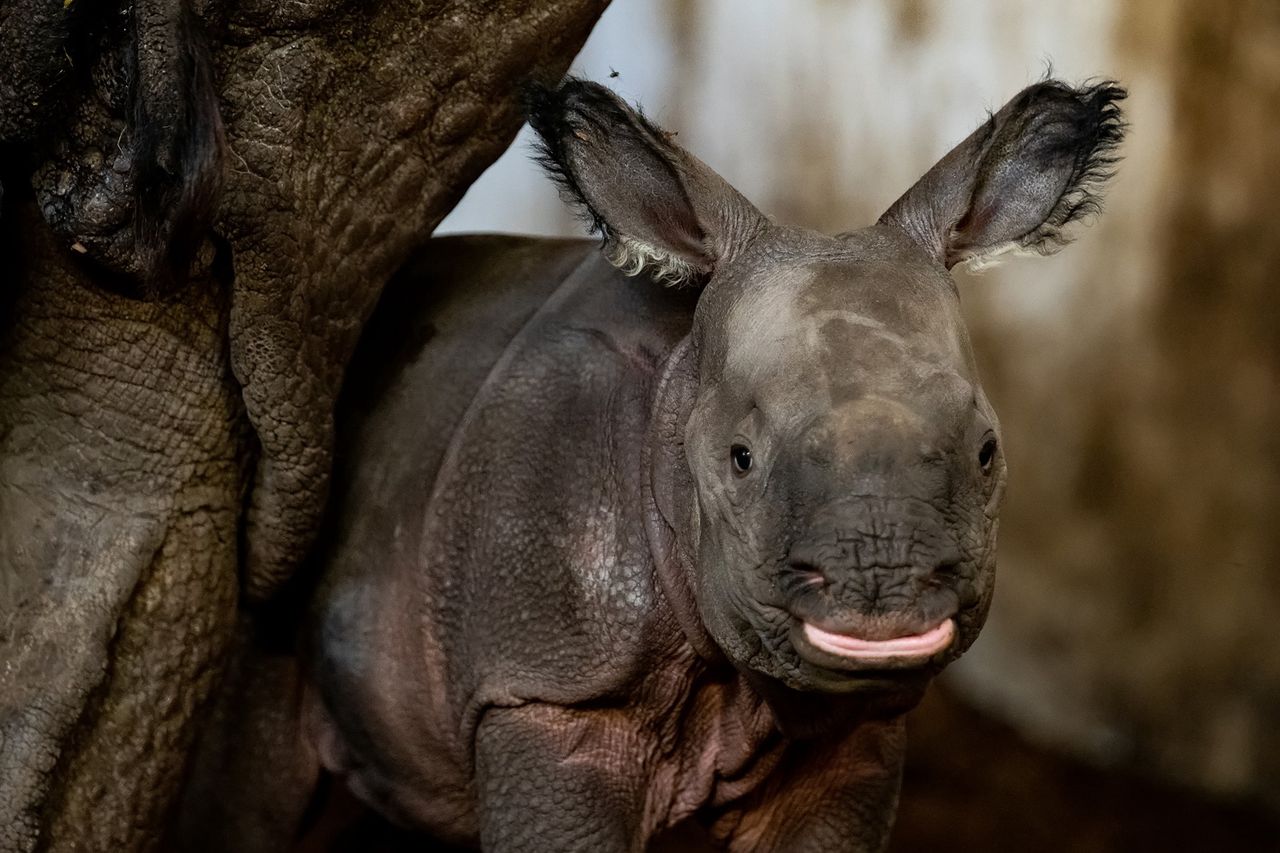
[0,1,608,850]
[300,79,1126,851]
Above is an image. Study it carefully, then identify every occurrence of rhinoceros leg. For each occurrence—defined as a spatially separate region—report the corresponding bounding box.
[474,705,652,852]
[0,205,243,853]
[217,0,610,601]
[711,719,906,853]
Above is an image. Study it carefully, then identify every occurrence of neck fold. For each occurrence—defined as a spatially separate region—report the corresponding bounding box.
[641,335,724,664]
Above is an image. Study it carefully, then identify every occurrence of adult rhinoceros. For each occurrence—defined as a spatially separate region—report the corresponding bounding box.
[0,2,608,850]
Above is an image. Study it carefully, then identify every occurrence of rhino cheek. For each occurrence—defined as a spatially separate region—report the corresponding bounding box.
[689,497,800,683]
[693,529,758,663]
[949,515,1001,655]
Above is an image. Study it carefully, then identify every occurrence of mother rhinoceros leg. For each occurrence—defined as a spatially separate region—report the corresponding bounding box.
[0,206,243,852]
[218,0,608,600]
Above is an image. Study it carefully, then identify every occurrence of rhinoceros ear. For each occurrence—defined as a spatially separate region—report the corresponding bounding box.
[879,80,1126,270]
[525,79,765,287]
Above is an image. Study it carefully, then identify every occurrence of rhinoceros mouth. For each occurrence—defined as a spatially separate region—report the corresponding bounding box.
[790,617,956,670]
[803,618,953,659]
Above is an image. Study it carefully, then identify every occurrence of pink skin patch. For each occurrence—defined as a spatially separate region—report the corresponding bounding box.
[802,618,956,662]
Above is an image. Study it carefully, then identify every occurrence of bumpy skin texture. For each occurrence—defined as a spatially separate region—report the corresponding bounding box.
[213,0,608,600]
[0,3,606,850]
[0,0,73,148]
[0,205,245,851]
[309,237,917,852]
[306,79,1123,852]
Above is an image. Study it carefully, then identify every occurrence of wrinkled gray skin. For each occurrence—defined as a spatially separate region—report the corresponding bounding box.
[0,2,606,850]
[302,79,1125,851]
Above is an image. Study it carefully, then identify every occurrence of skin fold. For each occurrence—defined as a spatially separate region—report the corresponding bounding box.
[285,80,1126,851]
[0,3,607,850]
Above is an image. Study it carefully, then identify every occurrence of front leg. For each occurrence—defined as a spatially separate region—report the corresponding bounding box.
[474,704,654,853]
[720,717,907,853]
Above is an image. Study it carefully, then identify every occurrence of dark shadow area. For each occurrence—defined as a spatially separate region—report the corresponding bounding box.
[291,684,1280,852]
[890,687,1280,853]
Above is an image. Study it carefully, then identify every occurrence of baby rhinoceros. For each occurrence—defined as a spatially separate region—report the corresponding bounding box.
[310,78,1125,851]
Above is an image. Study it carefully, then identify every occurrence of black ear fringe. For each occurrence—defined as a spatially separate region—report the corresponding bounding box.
[1021,79,1128,255]
[523,77,614,243]
[131,0,225,287]
[523,76,682,247]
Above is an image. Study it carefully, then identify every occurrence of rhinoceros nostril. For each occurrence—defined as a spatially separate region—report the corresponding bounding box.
[779,561,826,598]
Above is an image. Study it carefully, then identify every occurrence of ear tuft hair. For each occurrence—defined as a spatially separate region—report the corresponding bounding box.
[1002,79,1128,259]
[523,78,610,238]
[883,77,1128,272]
[523,78,706,287]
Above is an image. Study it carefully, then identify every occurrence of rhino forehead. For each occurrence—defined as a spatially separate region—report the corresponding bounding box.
[722,283,800,377]
[721,269,967,405]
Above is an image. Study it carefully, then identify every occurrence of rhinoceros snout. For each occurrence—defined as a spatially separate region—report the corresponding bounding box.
[779,495,964,634]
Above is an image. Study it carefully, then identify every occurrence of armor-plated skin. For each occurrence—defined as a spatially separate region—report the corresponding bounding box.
[308,79,1126,852]
[0,6,607,849]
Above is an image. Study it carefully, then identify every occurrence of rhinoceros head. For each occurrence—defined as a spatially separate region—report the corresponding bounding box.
[529,79,1124,697]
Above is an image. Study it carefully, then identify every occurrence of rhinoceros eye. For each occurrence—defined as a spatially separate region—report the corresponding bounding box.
[730,444,753,476]
[978,436,998,473]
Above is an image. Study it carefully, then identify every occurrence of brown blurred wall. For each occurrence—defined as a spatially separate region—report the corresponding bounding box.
[956,0,1280,809]
[440,0,1280,812]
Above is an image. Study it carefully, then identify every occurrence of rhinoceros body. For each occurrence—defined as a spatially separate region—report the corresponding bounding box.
[310,235,905,850]
[298,76,1125,852]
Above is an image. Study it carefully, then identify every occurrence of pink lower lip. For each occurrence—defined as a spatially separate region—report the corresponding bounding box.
[802,619,956,660]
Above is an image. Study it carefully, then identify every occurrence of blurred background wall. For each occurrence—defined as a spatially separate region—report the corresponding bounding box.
[439,0,1280,843]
